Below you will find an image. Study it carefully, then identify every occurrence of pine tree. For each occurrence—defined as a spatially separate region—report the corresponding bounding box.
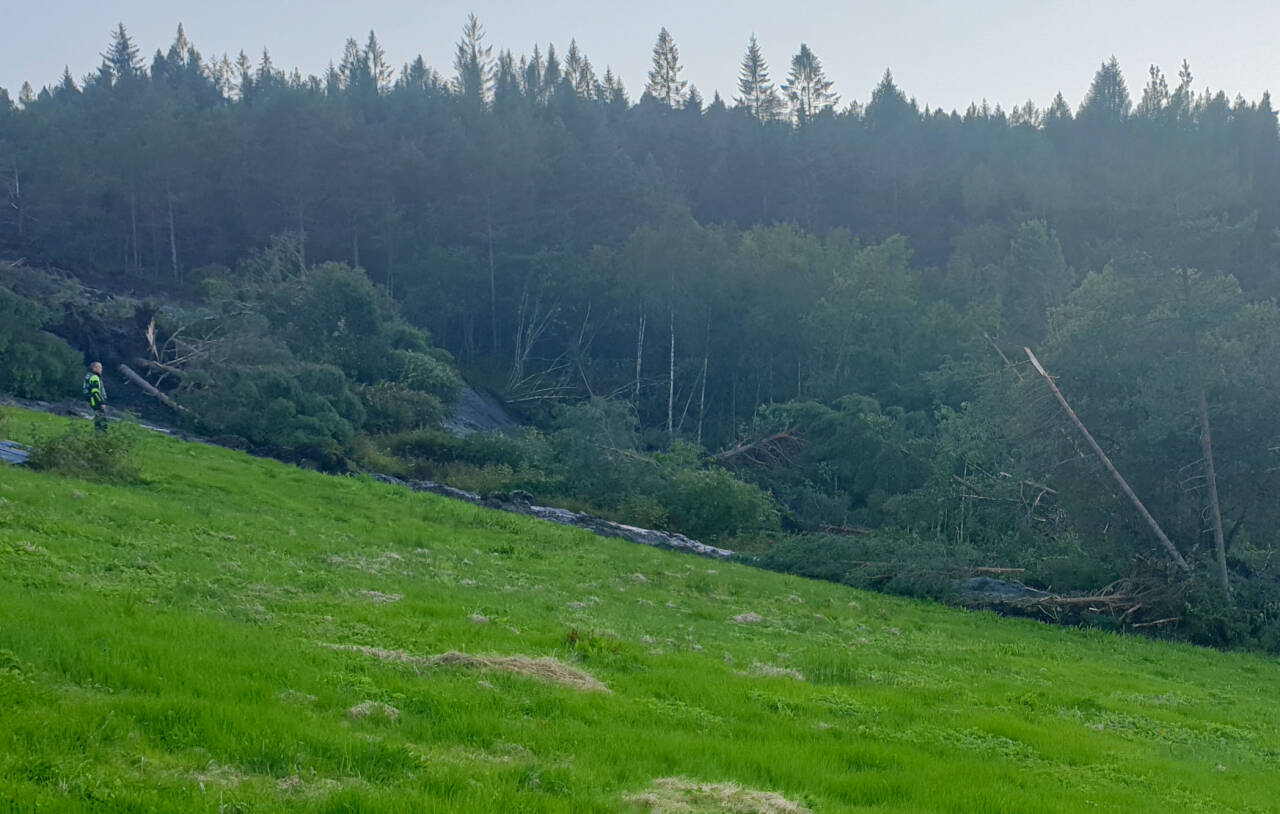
[601,67,628,107]
[168,23,191,66]
[782,43,837,125]
[1135,64,1169,118]
[365,30,392,92]
[523,45,544,101]
[564,40,596,98]
[339,37,373,93]
[644,28,686,108]
[1079,56,1131,122]
[400,56,438,91]
[1169,59,1195,121]
[865,69,911,128]
[1044,91,1072,124]
[452,13,493,103]
[257,49,281,87]
[1009,99,1039,127]
[235,50,254,100]
[686,84,703,113]
[734,35,781,121]
[53,67,79,99]
[18,82,35,108]
[101,22,144,86]
[543,43,561,92]
[494,50,522,105]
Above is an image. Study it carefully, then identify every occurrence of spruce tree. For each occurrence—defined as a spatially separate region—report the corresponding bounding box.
[1044,91,1072,124]
[1079,56,1131,122]
[601,67,628,107]
[865,69,911,128]
[452,13,493,103]
[365,31,392,92]
[56,67,78,98]
[101,23,144,86]
[543,43,561,92]
[734,35,781,122]
[782,43,837,125]
[564,40,597,98]
[339,37,371,93]
[523,45,544,101]
[644,28,686,108]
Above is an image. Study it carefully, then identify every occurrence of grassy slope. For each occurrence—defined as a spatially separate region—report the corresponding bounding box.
[0,407,1277,813]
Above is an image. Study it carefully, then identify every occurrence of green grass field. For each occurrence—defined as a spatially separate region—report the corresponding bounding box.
[1,407,1278,813]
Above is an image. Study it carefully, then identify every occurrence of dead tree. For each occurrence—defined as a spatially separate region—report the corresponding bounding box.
[1025,348,1191,575]
[1181,269,1230,601]
[714,430,803,467]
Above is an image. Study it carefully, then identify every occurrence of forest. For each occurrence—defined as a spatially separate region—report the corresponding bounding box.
[3,19,1280,650]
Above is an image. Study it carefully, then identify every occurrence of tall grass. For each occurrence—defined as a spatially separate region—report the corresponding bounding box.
[0,406,1277,812]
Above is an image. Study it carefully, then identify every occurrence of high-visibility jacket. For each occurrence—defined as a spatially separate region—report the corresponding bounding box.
[84,373,106,410]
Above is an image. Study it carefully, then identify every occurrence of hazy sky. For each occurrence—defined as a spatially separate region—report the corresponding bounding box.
[7,1,1280,112]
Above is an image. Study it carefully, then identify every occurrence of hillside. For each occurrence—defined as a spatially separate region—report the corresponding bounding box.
[1,406,1278,813]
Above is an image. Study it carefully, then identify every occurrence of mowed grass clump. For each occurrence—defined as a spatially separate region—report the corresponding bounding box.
[1,405,1279,812]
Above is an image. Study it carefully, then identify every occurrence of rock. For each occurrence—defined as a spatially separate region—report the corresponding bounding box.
[441,386,517,437]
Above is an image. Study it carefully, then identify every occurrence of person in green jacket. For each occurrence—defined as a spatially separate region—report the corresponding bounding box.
[84,361,107,432]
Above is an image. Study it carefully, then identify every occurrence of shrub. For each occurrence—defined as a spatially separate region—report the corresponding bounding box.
[393,350,462,405]
[357,383,445,434]
[27,420,143,483]
[659,466,781,542]
[0,288,83,400]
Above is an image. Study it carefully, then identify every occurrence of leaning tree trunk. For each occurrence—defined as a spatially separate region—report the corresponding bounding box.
[1026,348,1192,575]
[634,302,646,400]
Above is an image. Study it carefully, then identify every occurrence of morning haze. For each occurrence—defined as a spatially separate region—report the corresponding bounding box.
[7,0,1280,113]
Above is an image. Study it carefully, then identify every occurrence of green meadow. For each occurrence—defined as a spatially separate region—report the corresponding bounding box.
[0,407,1277,813]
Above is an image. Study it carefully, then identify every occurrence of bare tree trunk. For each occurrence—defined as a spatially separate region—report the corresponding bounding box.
[11,165,23,239]
[129,183,139,272]
[1182,271,1230,600]
[167,184,180,283]
[487,197,498,354]
[697,310,711,444]
[667,303,676,438]
[634,302,646,400]
[1026,348,1192,575]
[352,218,360,268]
[297,200,306,267]
[1196,385,1230,600]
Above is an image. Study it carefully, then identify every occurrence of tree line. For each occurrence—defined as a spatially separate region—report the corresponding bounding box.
[4,19,1280,648]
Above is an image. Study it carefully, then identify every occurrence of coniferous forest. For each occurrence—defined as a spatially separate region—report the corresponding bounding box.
[5,20,1280,649]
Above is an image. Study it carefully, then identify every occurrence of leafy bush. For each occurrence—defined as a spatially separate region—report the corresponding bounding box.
[0,288,83,400]
[27,420,143,483]
[393,350,462,406]
[181,363,358,468]
[660,466,780,542]
[356,383,444,434]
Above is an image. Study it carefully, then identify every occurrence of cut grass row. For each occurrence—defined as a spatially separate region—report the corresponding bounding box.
[0,407,1277,812]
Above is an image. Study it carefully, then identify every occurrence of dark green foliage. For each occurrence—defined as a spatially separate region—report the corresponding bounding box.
[182,363,358,467]
[0,288,82,400]
[27,420,142,483]
[659,464,779,541]
[356,383,444,434]
[752,533,974,600]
